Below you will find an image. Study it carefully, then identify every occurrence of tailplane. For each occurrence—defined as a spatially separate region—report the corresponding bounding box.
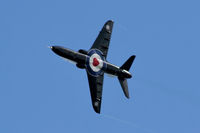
[118,55,136,98]
[118,77,129,98]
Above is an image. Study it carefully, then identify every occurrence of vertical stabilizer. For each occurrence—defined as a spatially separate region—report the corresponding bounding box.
[118,55,136,98]
[120,55,135,71]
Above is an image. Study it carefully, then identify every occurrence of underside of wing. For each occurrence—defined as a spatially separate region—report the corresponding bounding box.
[90,20,114,59]
[86,71,104,113]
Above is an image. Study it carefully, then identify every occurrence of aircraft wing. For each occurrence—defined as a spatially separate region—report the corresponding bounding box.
[86,72,104,113]
[90,20,114,59]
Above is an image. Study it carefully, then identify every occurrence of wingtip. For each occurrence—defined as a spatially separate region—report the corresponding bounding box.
[96,111,101,114]
[108,19,114,23]
[93,106,101,114]
[92,101,101,114]
[126,95,130,99]
[125,92,130,99]
[106,20,114,24]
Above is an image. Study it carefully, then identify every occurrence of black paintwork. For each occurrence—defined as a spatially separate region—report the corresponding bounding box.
[50,20,136,114]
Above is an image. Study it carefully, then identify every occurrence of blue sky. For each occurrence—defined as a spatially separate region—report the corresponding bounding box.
[0,0,200,132]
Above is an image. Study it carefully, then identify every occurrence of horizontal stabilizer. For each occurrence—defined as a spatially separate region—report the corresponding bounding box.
[118,77,129,98]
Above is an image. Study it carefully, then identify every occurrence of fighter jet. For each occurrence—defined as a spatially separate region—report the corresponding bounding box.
[50,20,136,113]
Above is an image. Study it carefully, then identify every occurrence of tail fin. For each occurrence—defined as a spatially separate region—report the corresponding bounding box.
[120,55,136,71]
[118,77,129,98]
[119,55,136,98]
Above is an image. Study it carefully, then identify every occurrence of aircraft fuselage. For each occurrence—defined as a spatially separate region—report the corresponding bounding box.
[51,46,132,79]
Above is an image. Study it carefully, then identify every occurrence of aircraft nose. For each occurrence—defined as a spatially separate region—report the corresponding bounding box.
[49,46,59,54]
[49,46,58,52]
[49,46,54,50]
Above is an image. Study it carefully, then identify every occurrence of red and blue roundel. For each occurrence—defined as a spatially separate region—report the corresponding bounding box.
[86,49,106,76]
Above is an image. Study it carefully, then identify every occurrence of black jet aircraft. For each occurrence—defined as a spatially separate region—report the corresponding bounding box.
[50,20,136,113]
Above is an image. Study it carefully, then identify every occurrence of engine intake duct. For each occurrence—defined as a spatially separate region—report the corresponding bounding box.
[78,49,88,55]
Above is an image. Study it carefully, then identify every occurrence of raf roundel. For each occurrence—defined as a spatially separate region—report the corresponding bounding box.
[106,24,110,31]
[86,49,106,76]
